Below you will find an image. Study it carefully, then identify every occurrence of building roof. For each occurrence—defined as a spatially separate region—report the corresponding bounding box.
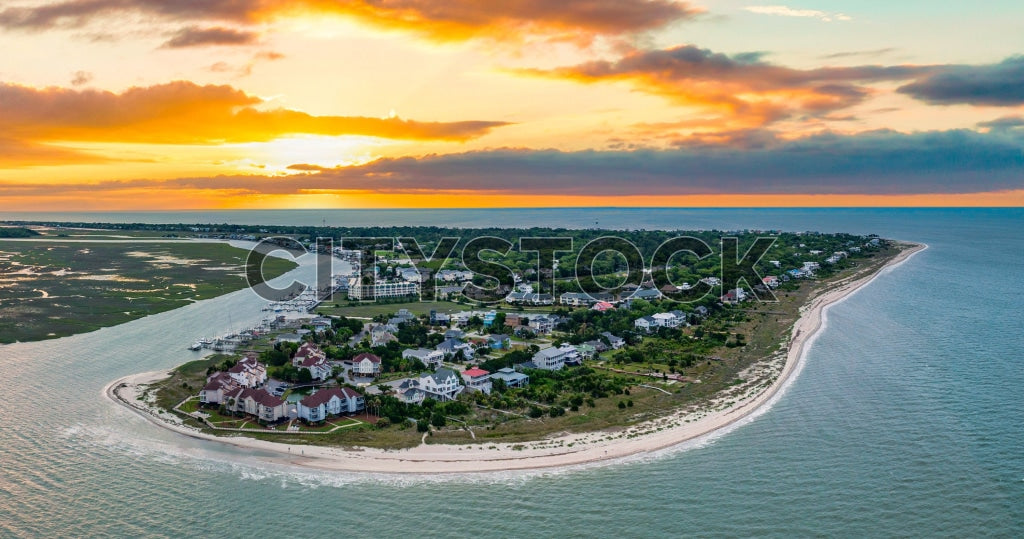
[463,367,490,378]
[299,388,345,408]
[352,352,381,364]
[232,388,284,408]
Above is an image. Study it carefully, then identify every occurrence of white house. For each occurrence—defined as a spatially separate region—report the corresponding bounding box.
[635,316,658,332]
[402,348,444,368]
[418,368,464,401]
[225,388,288,423]
[436,338,473,358]
[199,372,239,404]
[349,352,382,377]
[293,343,331,381]
[462,367,492,394]
[297,387,364,422]
[227,355,267,388]
[531,346,573,370]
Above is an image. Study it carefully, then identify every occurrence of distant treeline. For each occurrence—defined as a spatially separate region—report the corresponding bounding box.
[0,227,40,238]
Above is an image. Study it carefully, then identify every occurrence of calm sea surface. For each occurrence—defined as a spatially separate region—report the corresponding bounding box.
[0,209,1021,537]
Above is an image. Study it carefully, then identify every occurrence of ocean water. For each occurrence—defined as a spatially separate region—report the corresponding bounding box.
[0,209,1021,537]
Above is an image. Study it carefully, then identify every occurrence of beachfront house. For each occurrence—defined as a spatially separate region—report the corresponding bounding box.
[418,368,464,401]
[297,387,364,423]
[531,346,574,370]
[491,367,529,388]
[225,388,289,423]
[199,372,239,405]
[462,367,492,394]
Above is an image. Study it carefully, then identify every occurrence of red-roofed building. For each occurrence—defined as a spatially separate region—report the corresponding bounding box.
[348,352,382,377]
[225,388,288,423]
[591,301,616,312]
[293,343,331,381]
[199,372,239,404]
[462,367,492,394]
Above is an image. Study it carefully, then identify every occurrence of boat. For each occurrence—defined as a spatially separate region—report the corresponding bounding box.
[188,341,202,351]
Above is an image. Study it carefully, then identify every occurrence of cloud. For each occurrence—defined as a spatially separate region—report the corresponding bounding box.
[744,5,851,22]
[0,0,699,43]
[70,70,93,86]
[978,116,1024,130]
[161,26,259,48]
[897,56,1024,106]
[0,136,110,167]
[820,48,896,60]
[520,45,930,126]
[0,81,508,148]
[52,128,1013,198]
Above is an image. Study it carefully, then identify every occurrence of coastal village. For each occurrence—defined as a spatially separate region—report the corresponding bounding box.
[169,232,891,441]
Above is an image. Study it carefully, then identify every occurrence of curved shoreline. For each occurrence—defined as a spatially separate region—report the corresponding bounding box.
[106,242,927,474]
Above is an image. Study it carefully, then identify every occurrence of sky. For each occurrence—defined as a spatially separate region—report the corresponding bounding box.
[1,0,1023,210]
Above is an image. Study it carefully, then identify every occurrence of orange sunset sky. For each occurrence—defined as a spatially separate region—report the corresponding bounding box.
[1,1,1024,209]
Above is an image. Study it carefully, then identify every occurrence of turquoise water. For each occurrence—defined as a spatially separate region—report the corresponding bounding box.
[0,209,1022,537]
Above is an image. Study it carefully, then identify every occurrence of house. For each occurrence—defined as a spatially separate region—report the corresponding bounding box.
[762,276,780,288]
[488,334,510,350]
[591,301,615,312]
[399,267,422,282]
[694,306,710,318]
[436,285,464,300]
[370,325,397,347]
[310,316,333,333]
[402,348,444,368]
[462,367,492,394]
[635,316,658,332]
[436,338,472,358]
[652,311,686,328]
[788,268,808,279]
[436,269,474,282]
[349,352,382,377]
[292,343,331,381]
[491,367,529,388]
[575,342,597,359]
[560,292,596,307]
[275,333,303,344]
[721,288,748,304]
[419,368,464,401]
[444,328,466,340]
[225,388,288,423]
[802,261,820,273]
[507,292,555,305]
[482,311,497,327]
[528,314,557,334]
[699,276,722,287]
[297,387,364,422]
[199,372,239,404]
[227,355,267,388]
[627,288,662,301]
[429,310,451,326]
[504,314,523,327]
[531,346,574,370]
[584,339,608,353]
[601,332,626,349]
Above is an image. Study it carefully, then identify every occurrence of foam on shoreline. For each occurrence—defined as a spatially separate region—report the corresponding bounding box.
[106,242,928,475]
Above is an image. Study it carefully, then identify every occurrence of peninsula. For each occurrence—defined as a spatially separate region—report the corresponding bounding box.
[90,223,923,473]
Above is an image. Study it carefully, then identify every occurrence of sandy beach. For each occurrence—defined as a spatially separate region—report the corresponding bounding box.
[107,242,927,474]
